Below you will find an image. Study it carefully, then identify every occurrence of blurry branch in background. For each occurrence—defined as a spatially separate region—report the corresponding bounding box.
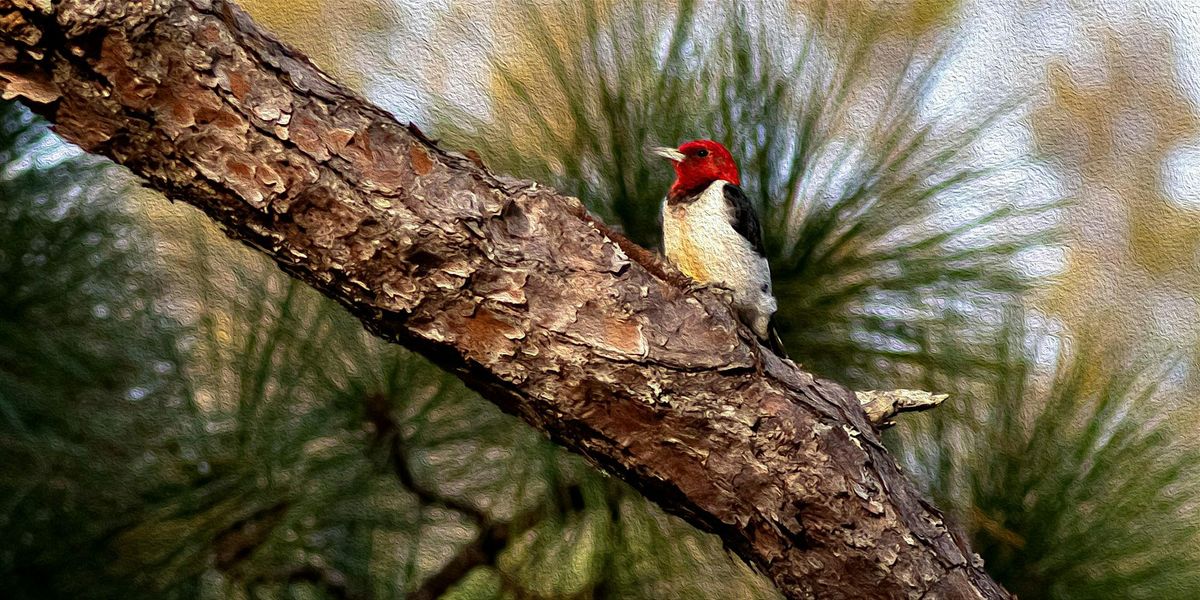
[0,1,1012,598]
[366,390,591,600]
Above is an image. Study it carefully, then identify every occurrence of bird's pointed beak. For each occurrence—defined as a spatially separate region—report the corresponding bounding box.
[651,146,686,162]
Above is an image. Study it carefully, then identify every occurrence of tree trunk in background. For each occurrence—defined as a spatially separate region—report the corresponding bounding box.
[0,1,1008,598]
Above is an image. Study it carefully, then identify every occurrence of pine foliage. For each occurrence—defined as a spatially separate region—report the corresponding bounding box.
[1,0,1199,598]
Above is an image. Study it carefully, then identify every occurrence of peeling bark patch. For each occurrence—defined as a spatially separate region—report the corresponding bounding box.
[287,106,331,161]
[0,67,59,102]
[475,268,527,305]
[565,301,647,359]
[325,127,354,155]
[454,305,523,364]
[0,1,1011,599]
[0,11,40,46]
[409,141,433,176]
[96,31,159,110]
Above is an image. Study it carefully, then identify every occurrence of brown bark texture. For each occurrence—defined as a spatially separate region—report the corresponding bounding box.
[0,1,1011,598]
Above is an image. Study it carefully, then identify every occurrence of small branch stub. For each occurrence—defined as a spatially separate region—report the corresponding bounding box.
[857,389,950,428]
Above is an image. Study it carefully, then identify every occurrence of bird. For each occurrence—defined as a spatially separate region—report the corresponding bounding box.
[652,139,786,357]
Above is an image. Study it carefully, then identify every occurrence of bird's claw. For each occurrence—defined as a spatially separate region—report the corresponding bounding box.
[681,280,735,300]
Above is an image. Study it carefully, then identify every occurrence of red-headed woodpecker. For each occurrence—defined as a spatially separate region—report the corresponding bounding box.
[653,140,786,356]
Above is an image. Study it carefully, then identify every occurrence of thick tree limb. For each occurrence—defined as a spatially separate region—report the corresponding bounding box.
[0,1,1009,598]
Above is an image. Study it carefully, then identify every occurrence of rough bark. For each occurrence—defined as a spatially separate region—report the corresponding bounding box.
[0,1,1009,598]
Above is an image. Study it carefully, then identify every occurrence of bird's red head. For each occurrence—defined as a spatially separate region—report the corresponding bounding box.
[654,140,741,198]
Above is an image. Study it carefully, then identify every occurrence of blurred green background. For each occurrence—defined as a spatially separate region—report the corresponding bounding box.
[3,0,1200,598]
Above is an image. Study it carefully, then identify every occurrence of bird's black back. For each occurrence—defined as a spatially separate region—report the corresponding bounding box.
[722,184,767,258]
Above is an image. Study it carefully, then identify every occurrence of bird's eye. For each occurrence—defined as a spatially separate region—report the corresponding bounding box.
[696,149,709,157]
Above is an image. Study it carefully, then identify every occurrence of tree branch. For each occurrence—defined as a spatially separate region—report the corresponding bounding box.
[0,1,1008,598]
[367,392,563,600]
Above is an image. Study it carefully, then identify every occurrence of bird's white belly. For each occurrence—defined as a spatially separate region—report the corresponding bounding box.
[661,183,775,329]
[664,204,760,290]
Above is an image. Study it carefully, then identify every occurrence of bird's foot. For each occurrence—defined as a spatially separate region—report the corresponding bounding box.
[683,280,735,302]
[681,279,711,295]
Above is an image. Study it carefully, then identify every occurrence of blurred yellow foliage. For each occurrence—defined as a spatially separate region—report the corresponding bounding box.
[483,0,631,171]
[1033,24,1200,360]
[793,0,959,37]
[235,0,395,87]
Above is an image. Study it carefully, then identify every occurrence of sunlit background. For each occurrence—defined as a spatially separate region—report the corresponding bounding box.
[3,0,1200,598]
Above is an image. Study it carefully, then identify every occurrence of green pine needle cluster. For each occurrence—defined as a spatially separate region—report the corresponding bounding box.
[0,101,189,599]
[895,314,1200,598]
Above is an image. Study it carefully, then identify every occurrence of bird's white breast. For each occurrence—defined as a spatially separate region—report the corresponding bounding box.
[661,180,776,336]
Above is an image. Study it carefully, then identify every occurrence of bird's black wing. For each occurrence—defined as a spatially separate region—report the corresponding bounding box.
[722,183,767,257]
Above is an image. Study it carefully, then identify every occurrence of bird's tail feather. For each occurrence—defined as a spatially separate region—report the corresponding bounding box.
[765,318,787,359]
